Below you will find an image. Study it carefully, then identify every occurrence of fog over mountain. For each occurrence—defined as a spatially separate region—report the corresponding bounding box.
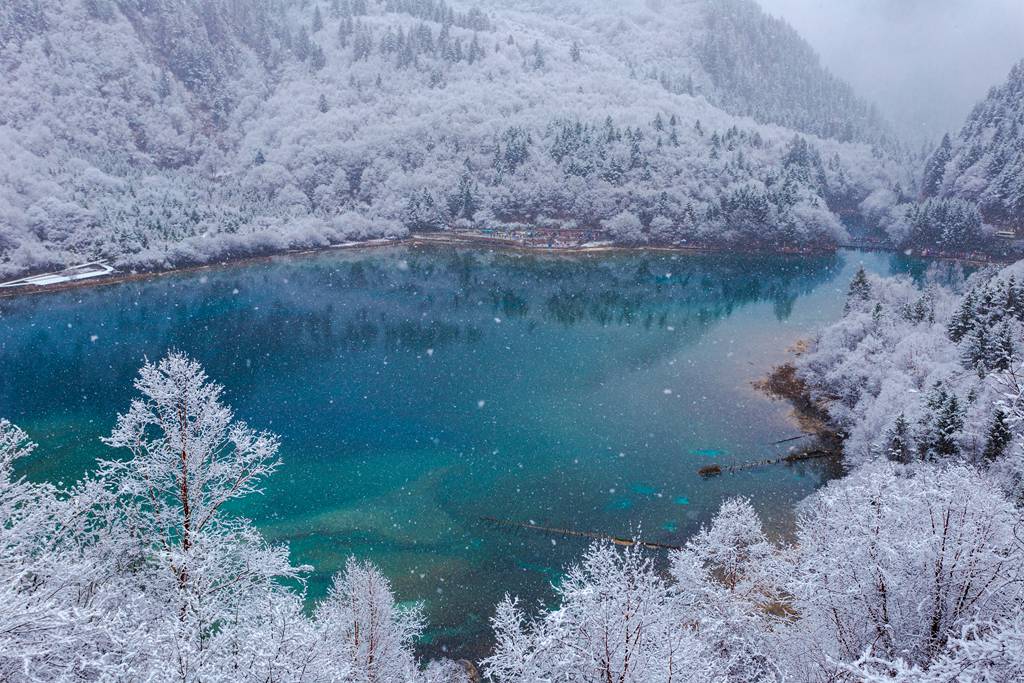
[758,0,1024,141]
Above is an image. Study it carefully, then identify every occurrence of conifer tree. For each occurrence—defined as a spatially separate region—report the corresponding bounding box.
[982,409,1012,463]
[962,325,991,371]
[310,44,326,71]
[885,413,913,464]
[922,133,952,197]
[845,266,872,311]
[991,322,1015,371]
[948,291,977,342]
[933,395,964,459]
[530,40,545,71]
[295,26,312,61]
[569,40,581,63]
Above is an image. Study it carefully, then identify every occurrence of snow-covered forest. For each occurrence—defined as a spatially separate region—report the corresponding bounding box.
[856,59,1024,253]
[4,349,1024,680]
[0,0,918,277]
[798,261,1024,487]
[921,61,1024,233]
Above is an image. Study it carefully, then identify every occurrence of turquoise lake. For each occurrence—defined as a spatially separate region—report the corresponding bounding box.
[0,246,944,658]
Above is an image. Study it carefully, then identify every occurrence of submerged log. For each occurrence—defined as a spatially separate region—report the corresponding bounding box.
[696,449,835,477]
[698,464,723,477]
[480,517,682,551]
[770,434,809,445]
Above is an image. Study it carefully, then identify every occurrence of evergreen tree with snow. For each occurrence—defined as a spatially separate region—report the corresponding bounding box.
[948,290,978,342]
[922,133,952,197]
[983,409,1013,463]
[530,40,545,71]
[845,266,872,311]
[885,413,913,464]
[962,325,992,371]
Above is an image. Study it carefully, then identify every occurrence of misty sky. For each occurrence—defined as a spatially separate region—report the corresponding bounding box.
[757,0,1024,142]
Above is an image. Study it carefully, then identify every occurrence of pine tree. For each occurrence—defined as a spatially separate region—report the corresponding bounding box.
[157,70,172,100]
[570,40,581,63]
[1005,276,1017,315]
[885,413,913,464]
[311,44,327,71]
[318,94,329,113]
[447,171,479,221]
[844,267,872,311]
[983,409,1013,463]
[312,6,324,33]
[531,40,545,71]
[933,395,964,459]
[922,133,952,197]
[295,26,312,61]
[962,325,991,371]
[991,322,1015,371]
[468,33,484,64]
[918,384,948,461]
[948,291,977,342]
[254,150,266,165]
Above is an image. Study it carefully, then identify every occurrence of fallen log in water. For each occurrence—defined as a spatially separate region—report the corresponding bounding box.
[698,449,835,477]
[770,434,810,446]
[480,517,682,551]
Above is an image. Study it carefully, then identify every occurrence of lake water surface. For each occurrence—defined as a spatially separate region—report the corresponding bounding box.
[0,246,941,658]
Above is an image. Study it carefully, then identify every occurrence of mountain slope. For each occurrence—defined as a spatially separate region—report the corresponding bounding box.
[479,0,887,144]
[923,60,1024,230]
[0,0,907,277]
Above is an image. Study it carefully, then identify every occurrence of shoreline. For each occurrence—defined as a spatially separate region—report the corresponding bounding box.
[0,232,1011,301]
[752,356,845,468]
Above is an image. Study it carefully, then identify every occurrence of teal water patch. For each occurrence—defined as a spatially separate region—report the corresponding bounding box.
[0,245,943,660]
[661,520,679,533]
[517,560,563,582]
[690,449,723,458]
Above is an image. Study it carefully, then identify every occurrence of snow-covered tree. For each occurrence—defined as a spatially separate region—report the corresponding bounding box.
[312,558,425,682]
[485,542,716,682]
[779,462,1023,679]
[670,498,784,682]
[0,354,465,682]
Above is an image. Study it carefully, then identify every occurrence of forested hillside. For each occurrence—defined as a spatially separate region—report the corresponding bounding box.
[855,60,1023,254]
[922,60,1024,231]
[0,0,910,277]
[799,262,1024,495]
